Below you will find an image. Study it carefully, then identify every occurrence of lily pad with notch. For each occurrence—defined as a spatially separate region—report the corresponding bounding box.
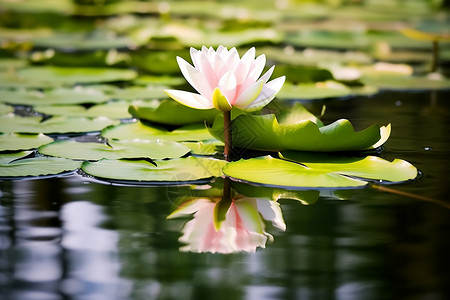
[38,139,191,160]
[222,154,417,188]
[81,156,226,183]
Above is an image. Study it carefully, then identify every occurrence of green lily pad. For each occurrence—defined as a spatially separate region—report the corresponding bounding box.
[0,114,118,134]
[31,31,137,51]
[362,75,450,91]
[0,133,54,151]
[16,66,137,86]
[102,121,214,142]
[209,104,389,152]
[38,139,190,160]
[133,75,186,87]
[129,99,220,126]
[0,153,81,178]
[0,87,109,106]
[181,140,223,155]
[81,156,226,182]
[107,85,169,100]
[277,81,353,100]
[0,103,14,114]
[0,58,28,70]
[222,155,417,188]
[34,100,134,119]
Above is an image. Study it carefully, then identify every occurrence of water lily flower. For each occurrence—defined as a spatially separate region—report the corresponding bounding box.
[167,195,286,254]
[165,46,285,112]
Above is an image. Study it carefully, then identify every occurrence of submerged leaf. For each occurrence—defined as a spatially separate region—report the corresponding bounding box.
[38,139,190,160]
[81,156,226,182]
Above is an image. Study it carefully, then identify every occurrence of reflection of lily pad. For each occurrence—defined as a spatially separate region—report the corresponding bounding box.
[39,139,190,160]
[0,133,54,151]
[102,121,214,142]
[209,104,389,152]
[0,115,118,134]
[0,153,81,178]
[129,99,219,126]
[16,66,137,86]
[223,155,417,188]
[81,156,226,182]
[0,87,108,106]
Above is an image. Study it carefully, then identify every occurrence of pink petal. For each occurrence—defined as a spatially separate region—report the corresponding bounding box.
[176,56,212,98]
[244,76,286,111]
[233,80,264,108]
[218,72,237,103]
[247,54,266,82]
[234,47,255,84]
[164,89,213,109]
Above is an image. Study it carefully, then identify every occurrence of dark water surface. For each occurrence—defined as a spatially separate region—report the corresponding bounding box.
[1,91,450,300]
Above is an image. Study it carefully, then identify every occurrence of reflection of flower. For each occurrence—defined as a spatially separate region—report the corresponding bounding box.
[167,195,286,253]
[165,46,285,112]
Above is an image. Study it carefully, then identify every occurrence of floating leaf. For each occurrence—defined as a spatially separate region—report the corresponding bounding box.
[0,103,14,114]
[0,87,108,106]
[31,32,137,51]
[133,75,186,87]
[0,133,54,151]
[16,66,137,86]
[107,85,169,100]
[0,114,118,134]
[277,81,353,100]
[34,100,134,119]
[0,154,81,178]
[362,75,450,91]
[81,156,226,182]
[38,139,190,160]
[209,104,389,152]
[181,140,223,155]
[102,121,215,142]
[222,155,417,188]
[129,99,219,126]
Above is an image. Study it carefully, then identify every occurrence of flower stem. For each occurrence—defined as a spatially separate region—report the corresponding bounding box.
[223,110,232,162]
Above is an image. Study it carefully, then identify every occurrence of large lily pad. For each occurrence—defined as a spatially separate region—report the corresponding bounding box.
[31,31,137,51]
[38,139,190,160]
[81,156,226,182]
[107,85,169,100]
[0,103,14,114]
[34,100,134,119]
[0,114,118,134]
[102,121,215,142]
[0,87,109,106]
[277,81,353,100]
[361,75,450,91]
[0,153,81,178]
[222,155,417,188]
[16,66,138,86]
[129,99,219,126]
[209,104,389,152]
[0,133,54,151]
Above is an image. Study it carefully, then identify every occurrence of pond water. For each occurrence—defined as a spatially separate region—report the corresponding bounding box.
[1,90,449,300]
